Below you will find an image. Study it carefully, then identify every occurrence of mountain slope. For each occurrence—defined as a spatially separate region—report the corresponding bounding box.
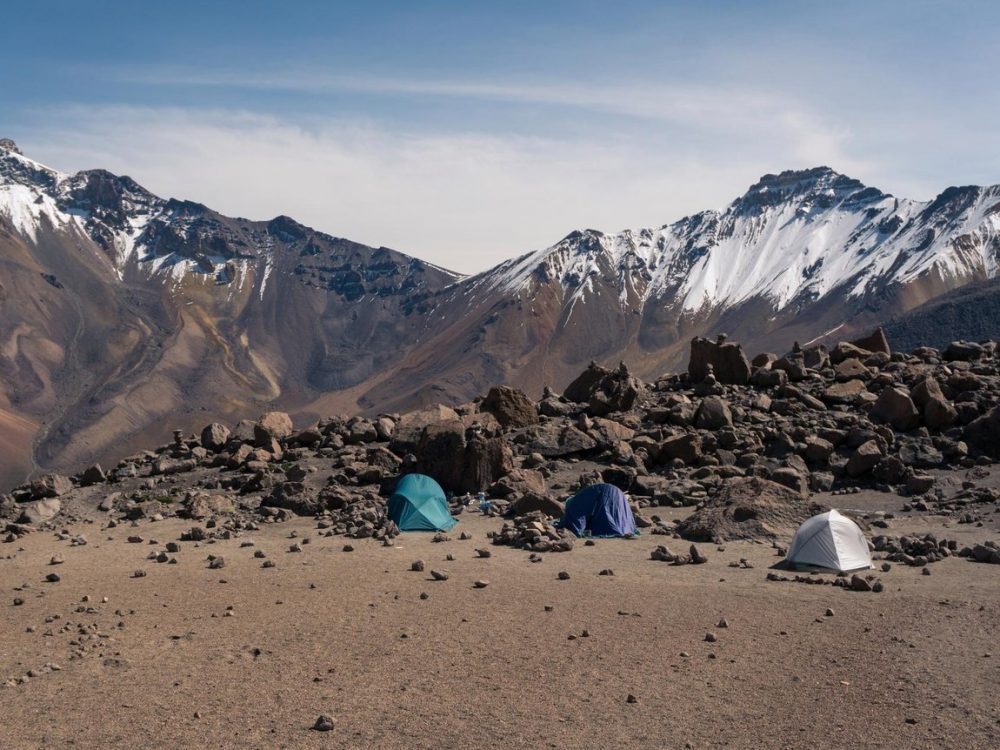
[360,167,1000,409]
[0,139,457,487]
[882,276,1000,351]
[2,137,999,489]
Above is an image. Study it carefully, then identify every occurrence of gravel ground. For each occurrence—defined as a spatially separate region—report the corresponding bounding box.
[1,511,997,749]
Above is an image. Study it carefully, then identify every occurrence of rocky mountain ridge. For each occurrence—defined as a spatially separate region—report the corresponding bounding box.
[2,137,999,489]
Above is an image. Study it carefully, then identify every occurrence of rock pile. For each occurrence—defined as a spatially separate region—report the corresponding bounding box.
[872,534,956,566]
[674,477,827,543]
[766,571,885,592]
[649,543,709,564]
[491,512,574,552]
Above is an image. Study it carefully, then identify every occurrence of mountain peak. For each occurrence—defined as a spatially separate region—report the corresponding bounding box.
[746,166,856,194]
[734,166,884,212]
[0,138,21,155]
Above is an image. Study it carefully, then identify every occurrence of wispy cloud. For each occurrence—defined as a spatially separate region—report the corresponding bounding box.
[114,65,860,152]
[120,66,785,122]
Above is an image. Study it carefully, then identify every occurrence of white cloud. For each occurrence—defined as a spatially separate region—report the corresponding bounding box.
[20,100,871,274]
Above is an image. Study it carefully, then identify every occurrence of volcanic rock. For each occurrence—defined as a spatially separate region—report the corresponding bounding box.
[694,397,733,430]
[18,498,62,525]
[200,423,231,452]
[29,474,72,499]
[674,477,826,543]
[254,411,293,444]
[688,336,752,385]
[480,385,539,428]
[870,388,920,431]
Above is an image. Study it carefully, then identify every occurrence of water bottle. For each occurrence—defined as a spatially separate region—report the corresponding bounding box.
[478,492,490,514]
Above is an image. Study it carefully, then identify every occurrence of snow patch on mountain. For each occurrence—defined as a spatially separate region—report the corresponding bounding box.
[469,168,1000,318]
[0,182,77,242]
[0,148,84,242]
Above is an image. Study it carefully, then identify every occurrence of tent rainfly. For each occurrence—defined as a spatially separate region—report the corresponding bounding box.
[559,483,637,538]
[388,474,458,532]
[785,509,873,573]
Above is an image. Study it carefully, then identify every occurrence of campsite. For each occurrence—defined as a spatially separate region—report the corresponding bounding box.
[2,332,1000,748]
[1,478,996,748]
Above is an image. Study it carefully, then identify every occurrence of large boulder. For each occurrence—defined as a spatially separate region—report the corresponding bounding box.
[480,386,538,428]
[563,362,612,403]
[963,405,1000,457]
[850,328,891,356]
[834,358,870,381]
[29,474,72,499]
[18,498,62,525]
[943,340,984,361]
[870,387,920,431]
[183,493,235,520]
[527,423,598,457]
[462,431,515,494]
[675,477,826,543]
[200,423,231,452]
[694,396,733,430]
[688,336,751,385]
[563,362,645,415]
[414,421,467,489]
[413,421,513,493]
[587,417,635,449]
[659,433,702,464]
[911,378,958,430]
[511,493,565,518]
[390,404,461,454]
[830,342,874,365]
[924,398,957,430]
[260,483,323,516]
[801,345,830,371]
[909,377,943,408]
[254,412,293,445]
[491,468,547,498]
[822,379,866,404]
[79,465,106,486]
[846,440,883,477]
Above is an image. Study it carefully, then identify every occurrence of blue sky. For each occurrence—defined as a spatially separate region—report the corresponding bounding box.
[3,1,998,272]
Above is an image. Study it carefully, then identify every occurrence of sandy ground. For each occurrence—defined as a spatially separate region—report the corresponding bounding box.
[1,508,998,750]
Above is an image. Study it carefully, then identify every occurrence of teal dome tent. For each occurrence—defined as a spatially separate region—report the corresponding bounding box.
[388,474,458,532]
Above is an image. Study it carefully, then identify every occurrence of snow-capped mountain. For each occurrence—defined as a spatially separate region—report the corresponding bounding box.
[2,136,998,487]
[0,138,458,292]
[363,167,1000,411]
[466,167,999,315]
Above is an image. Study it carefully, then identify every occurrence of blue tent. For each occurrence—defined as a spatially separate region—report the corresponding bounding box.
[558,483,637,537]
[388,474,458,532]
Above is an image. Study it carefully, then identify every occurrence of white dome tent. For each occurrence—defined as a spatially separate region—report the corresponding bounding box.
[785,509,873,573]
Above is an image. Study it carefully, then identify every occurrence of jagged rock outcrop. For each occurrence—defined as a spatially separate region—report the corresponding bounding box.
[689,336,752,385]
